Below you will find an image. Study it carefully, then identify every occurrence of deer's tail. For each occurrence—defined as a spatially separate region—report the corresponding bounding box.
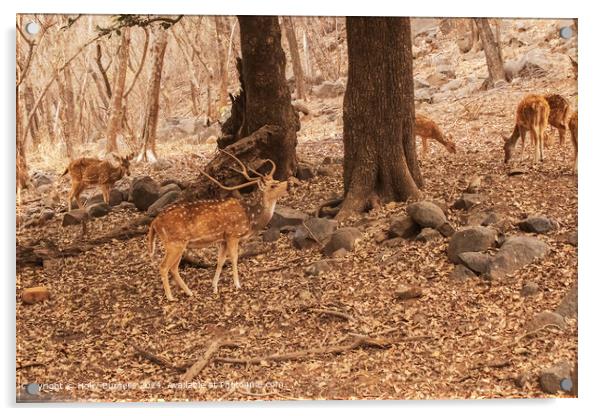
[61,167,69,177]
[147,222,157,256]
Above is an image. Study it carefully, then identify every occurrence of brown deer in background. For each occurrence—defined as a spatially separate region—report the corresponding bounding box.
[544,94,571,147]
[415,114,457,157]
[569,110,578,172]
[504,94,550,164]
[148,151,288,300]
[62,154,133,210]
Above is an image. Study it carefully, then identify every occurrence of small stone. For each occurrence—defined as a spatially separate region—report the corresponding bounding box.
[262,227,280,243]
[458,251,491,274]
[22,286,50,304]
[488,236,550,279]
[555,286,577,319]
[317,165,337,177]
[331,248,348,258]
[558,231,577,246]
[539,362,573,394]
[39,209,55,223]
[521,281,540,297]
[513,373,529,388]
[389,216,420,239]
[415,228,442,242]
[447,226,497,264]
[450,264,477,280]
[394,285,424,300]
[323,227,362,256]
[518,216,557,234]
[525,311,566,332]
[304,260,332,276]
[87,203,110,218]
[407,201,447,229]
[466,211,499,226]
[453,193,483,210]
[295,162,316,181]
[62,209,89,226]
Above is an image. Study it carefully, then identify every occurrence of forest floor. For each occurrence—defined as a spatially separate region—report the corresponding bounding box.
[16,20,578,402]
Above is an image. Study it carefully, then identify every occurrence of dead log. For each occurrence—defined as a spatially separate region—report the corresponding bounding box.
[180,337,226,382]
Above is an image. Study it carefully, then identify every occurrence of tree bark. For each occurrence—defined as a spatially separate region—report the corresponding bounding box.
[137,27,168,163]
[282,16,307,101]
[474,18,506,87]
[16,86,29,189]
[106,28,131,154]
[56,72,74,160]
[214,16,230,109]
[219,16,299,181]
[338,17,421,219]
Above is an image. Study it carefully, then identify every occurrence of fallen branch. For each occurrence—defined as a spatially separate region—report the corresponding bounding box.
[181,337,227,382]
[472,323,562,356]
[130,343,182,371]
[310,308,354,321]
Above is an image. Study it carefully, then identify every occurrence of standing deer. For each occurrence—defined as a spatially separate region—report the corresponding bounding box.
[62,154,133,210]
[415,114,457,157]
[569,110,578,172]
[503,94,550,164]
[147,151,288,300]
[544,94,571,147]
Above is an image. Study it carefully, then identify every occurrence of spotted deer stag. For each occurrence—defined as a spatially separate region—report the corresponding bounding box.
[147,151,288,300]
[62,154,133,210]
[503,94,550,164]
[415,114,457,157]
[544,94,571,147]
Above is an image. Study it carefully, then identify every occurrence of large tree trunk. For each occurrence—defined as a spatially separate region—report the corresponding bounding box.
[474,18,506,87]
[219,16,299,181]
[338,17,421,219]
[282,16,307,101]
[214,16,230,109]
[106,28,131,154]
[22,83,40,146]
[137,27,168,163]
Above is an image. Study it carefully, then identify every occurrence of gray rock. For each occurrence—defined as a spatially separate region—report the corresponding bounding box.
[436,64,456,78]
[87,203,111,218]
[39,209,55,222]
[312,80,346,99]
[525,310,566,332]
[296,162,316,181]
[269,206,309,229]
[451,264,477,279]
[292,217,338,249]
[130,176,161,211]
[558,231,577,246]
[151,159,172,171]
[488,236,550,279]
[316,165,337,177]
[323,227,362,256]
[555,286,577,319]
[518,216,557,234]
[521,281,540,297]
[453,193,483,210]
[62,209,89,226]
[159,183,181,196]
[440,78,463,92]
[31,171,53,188]
[262,227,281,243]
[437,222,456,237]
[389,215,420,239]
[458,251,491,274]
[539,361,573,394]
[116,201,137,211]
[415,228,442,242]
[407,201,447,229]
[87,189,124,207]
[447,226,497,264]
[466,210,499,226]
[147,190,180,217]
[305,260,332,276]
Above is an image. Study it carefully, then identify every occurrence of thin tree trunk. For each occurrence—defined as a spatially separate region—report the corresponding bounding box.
[106,28,131,153]
[16,86,29,189]
[282,16,307,101]
[302,23,313,80]
[56,72,74,160]
[22,83,39,145]
[214,15,229,109]
[474,18,506,87]
[338,17,421,219]
[137,27,168,163]
[43,94,57,143]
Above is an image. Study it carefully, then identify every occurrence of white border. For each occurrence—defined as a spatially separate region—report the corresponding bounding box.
[3,1,601,415]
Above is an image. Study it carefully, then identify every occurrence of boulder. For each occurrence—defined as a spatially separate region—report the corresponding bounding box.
[292,217,338,249]
[147,191,180,217]
[87,189,124,206]
[555,286,577,319]
[518,216,557,234]
[62,209,89,226]
[262,227,281,243]
[407,201,447,229]
[389,216,420,239]
[296,162,316,181]
[450,264,477,280]
[31,171,53,188]
[130,176,161,211]
[447,226,497,263]
[22,286,50,304]
[87,203,111,218]
[466,210,499,227]
[453,193,483,210]
[457,251,491,274]
[269,206,309,229]
[159,183,181,196]
[415,228,442,243]
[323,227,362,256]
[436,222,456,237]
[525,310,566,332]
[539,362,573,394]
[488,236,550,279]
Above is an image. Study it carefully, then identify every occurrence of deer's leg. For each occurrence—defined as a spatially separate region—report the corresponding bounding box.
[160,243,185,301]
[212,242,228,294]
[558,127,566,147]
[170,252,193,297]
[421,136,428,158]
[226,237,241,290]
[101,184,110,205]
[518,127,527,160]
[73,183,86,209]
[67,183,76,211]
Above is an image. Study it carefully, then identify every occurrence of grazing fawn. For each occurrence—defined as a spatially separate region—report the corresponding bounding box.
[147,151,288,300]
[569,111,578,172]
[62,154,133,210]
[544,94,571,146]
[415,114,457,157]
[504,94,550,164]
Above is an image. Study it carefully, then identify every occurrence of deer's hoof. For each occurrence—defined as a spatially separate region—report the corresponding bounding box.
[185,290,193,297]
[167,296,176,302]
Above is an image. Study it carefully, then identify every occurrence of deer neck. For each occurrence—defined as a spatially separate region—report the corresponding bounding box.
[244,192,277,230]
[109,165,125,183]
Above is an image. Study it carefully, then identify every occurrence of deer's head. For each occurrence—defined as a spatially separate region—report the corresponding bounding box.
[118,153,134,176]
[503,136,514,163]
[445,135,457,154]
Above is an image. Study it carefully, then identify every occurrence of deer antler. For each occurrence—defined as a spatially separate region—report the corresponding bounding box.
[200,169,260,191]
[220,149,258,181]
